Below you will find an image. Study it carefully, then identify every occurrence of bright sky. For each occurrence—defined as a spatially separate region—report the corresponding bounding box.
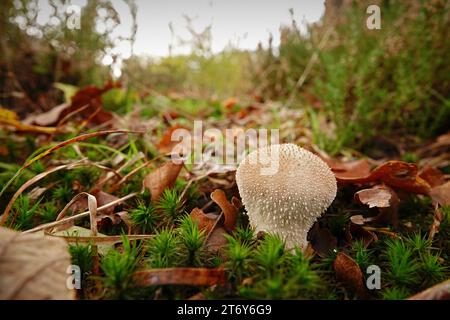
[36,0,325,58]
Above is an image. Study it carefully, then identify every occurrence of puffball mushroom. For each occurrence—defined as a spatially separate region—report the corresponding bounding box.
[236,143,337,249]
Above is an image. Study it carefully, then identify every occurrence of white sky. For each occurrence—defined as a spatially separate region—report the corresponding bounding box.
[36,0,325,58]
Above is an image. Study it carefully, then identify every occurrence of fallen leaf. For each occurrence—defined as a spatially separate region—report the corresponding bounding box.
[355,185,400,226]
[0,227,75,300]
[59,82,119,125]
[329,159,372,180]
[143,161,183,202]
[338,161,431,194]
[333,252,368,299]
[355,185,393,208]
[407,279,450,300]
[133,267,226,287]
[157,124,190,154]
[210,189,238,232]
[190,207,218,234]
[0,107,57,134]
[23,103,70,126]
[309,226,337,257]
[430,181,450,206]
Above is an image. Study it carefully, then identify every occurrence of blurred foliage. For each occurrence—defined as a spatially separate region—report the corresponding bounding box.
[121,16,253,98]
[251,1,450,154]
[0,0,136,115]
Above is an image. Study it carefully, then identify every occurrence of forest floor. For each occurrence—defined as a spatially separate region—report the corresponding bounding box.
[0,83,449,300]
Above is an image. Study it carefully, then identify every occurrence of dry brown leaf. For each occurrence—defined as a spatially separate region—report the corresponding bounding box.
[355,186,393,208]
[59,82,119,125]
[328,159,372,180]
[144,161,183,202]
[133,267,226,287]
[407,279,450,300]
[333,252,368,299]
[309,226,337,257]
[210,189,238,232]
[0,227,75,300]
[355,185,400,226]
[338,161,431,194]
[190,207,218,233]
[0,107,57,134]
[430,181,450,206]
[23,103,70,126]
[156,124,189,154]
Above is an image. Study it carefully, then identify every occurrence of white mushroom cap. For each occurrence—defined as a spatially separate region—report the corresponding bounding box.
[236,143,337,249]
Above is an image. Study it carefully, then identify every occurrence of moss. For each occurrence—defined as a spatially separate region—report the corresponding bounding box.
[100,236,140,299]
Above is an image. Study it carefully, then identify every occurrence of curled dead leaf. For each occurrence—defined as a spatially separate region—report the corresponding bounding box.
[190,207,218,234]
[210,189,238,232]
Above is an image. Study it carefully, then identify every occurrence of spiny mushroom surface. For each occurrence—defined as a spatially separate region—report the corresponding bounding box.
[236,143,337,249]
